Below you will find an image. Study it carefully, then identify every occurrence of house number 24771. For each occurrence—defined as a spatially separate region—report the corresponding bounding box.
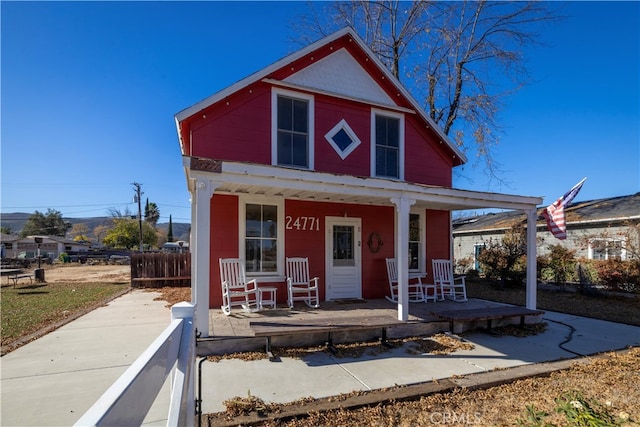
[285,216,320,231]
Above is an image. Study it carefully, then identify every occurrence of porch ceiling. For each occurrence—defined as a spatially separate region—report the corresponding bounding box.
[185,157,543,212]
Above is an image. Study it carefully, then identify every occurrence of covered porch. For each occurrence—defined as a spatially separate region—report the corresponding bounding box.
[185,157,543,337]
[196,297,544,356]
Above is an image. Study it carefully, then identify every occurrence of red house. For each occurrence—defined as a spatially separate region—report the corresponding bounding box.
[175,28,542,336]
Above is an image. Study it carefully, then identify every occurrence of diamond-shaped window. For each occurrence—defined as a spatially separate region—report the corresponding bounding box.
[324,119,361,160]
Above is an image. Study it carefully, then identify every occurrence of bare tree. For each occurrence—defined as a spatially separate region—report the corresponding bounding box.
[293,0,561,183]
[107,206,133,219]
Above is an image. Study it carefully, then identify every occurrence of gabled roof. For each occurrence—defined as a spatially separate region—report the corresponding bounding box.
[453,193,640,233]
[175,26,466,165]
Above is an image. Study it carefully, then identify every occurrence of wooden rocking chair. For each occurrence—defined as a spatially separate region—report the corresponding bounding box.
[385,258,432,303]
[432,259,468,302]
[219,258,261,315]
[286,257,320,308]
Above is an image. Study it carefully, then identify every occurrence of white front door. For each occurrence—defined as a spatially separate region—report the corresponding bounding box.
[325,217,361,300]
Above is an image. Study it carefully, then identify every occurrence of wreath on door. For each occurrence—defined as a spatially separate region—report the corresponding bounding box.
[367,232,384,253]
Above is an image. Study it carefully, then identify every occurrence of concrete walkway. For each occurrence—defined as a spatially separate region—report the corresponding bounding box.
[0,290,172,427]
[199,310,640,414]
[1,290,638,426]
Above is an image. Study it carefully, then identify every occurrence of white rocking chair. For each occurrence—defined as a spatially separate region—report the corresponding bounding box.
[286,257,320,308]
[219,258,261,315]
[432,259,468,302]
[385,258,432,303]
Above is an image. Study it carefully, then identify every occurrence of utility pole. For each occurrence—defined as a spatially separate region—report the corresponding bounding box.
[132,182,144,252]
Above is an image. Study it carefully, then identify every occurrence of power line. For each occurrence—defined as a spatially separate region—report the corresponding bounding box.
[1,202,133,209]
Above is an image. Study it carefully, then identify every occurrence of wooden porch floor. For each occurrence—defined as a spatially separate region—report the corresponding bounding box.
[198,298,541,356]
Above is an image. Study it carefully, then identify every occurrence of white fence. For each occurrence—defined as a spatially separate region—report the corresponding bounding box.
[74,302,196,427]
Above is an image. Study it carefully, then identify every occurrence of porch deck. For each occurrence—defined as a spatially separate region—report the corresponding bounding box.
[197,298,543,356]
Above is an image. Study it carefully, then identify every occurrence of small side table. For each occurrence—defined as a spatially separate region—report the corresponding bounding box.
[422,283,438,302]
[258,287,277,309]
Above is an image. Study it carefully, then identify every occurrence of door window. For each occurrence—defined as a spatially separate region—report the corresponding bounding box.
[333,225,354,267]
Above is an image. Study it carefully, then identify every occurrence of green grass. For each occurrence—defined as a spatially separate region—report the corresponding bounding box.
[1,281,129,352]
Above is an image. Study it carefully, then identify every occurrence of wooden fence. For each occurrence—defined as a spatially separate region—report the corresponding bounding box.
[130,253,191,288]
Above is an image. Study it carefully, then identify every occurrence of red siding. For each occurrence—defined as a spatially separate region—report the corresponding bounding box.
[314,95,371,176]
[425,209,451,278]
[404,119,453,187]
[210,194,239,308]
[206,197,451,309]
[182,31,463,179]
[190,82,271,163]
[189,89,454,187]
[285,200,395,301]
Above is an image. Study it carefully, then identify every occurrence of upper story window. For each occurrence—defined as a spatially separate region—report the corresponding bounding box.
[371,109,404,179]
[272,88,314,169]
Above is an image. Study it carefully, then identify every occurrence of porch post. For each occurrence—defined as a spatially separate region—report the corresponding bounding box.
[391,196,416,322]
[525,207,538,309]
[192,178,215,337]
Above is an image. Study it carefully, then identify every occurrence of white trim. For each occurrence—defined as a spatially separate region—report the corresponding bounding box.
[263,78,415,114]
[271,87,315,170]
[588,237,626,261]
[238,195,285,277]
[393,208,426,274]
[186,159,543,212]
[324,119,362,160]
[409,207,426,274]
[325,216,362,300]
[525,208,538,310]
[192,178,214,337]
[391,196,416,321]
[371,108,405,180]
[176,27,354,122]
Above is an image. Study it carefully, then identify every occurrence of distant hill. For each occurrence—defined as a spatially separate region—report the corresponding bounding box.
[0,212,190,242]
[156,222,191,242]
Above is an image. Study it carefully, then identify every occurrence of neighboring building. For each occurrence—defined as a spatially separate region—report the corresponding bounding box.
[162,241,190,253]
[453,193,640,270]
[0,234,91,259]
[175,27,542,334]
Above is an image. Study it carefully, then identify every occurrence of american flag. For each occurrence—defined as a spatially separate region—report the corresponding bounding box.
[541,178,587,240]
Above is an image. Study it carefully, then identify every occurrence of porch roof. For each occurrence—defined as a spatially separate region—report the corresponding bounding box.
[184,157,543,212]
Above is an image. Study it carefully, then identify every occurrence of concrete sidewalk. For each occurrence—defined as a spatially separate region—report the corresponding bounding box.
[0,290,172,427]
[198,310,640,414]
[1,290,638,426]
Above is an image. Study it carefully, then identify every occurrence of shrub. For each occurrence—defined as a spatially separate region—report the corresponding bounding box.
[454,256,474,274]
[546,244,578,286]
[593,259,640,293]
[478,225,527,286]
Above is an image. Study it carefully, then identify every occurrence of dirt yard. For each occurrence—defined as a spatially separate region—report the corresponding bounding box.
[37,263,131,283]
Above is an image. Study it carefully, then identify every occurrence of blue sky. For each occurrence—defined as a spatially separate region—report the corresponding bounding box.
[2,1,639,225]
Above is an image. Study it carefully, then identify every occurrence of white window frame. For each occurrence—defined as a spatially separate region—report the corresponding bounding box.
[271,87,315,170]
[393,208,426,274]
[238,195,285,280]
[409,209,426,273]
[474,243,486,271]
[370,108,404,180]
[324,119,362,160]
[588,238,626,261]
